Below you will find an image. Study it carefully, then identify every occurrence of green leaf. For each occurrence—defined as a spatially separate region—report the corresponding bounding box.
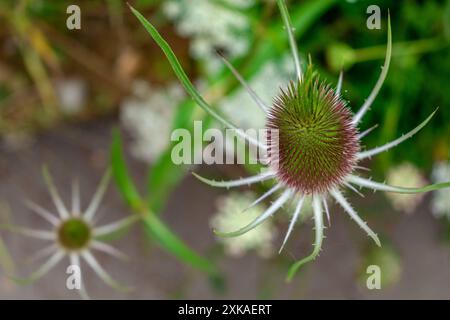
[110,129,220,278]
[110,129,143,212]
[171,99,197,132]
[129,4,239,132]
[146,149,189,214]
[147,116,215,213]
[143,213,220,277]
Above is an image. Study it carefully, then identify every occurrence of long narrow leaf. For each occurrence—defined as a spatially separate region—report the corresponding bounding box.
[143,214,220,277]
[129,5,240,133]
[110,129,143,212]
[110,130,220,277]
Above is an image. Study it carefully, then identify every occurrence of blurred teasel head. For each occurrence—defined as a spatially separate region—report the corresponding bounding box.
[0,167,139,299]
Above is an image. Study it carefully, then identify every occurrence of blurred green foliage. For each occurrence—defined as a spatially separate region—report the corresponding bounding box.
[320,0,450,172]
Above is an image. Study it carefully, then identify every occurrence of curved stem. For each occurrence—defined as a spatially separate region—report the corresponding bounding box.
[286,195,323,281]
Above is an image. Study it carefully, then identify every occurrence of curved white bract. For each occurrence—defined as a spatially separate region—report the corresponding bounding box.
[352,14,392,125]
[192,171,275,189]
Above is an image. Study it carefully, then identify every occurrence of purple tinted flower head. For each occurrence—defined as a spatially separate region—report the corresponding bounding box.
[267,66,359,194]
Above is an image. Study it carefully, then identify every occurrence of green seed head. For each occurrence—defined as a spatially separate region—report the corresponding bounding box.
[267,66,360,194]
[58,218,91,251]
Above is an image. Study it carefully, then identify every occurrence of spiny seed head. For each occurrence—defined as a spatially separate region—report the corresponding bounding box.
[58,218,91,251]
[267,66,359,194]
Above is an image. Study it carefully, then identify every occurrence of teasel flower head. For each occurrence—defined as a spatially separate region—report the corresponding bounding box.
[267,66,360,194]
[0,168,139,299]
[130,0,450,281]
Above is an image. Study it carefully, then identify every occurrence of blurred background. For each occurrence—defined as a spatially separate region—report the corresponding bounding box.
[0,0,450,299]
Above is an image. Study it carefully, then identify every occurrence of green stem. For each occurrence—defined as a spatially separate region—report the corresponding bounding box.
[142,212,218,275]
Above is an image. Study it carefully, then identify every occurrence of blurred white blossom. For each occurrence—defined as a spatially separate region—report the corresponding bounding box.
[220,55,294,130]
[218,55,294,163]
[120,80,184,163]
[431,161,450,219]
[385,162,427,214]
[211,192,275,258]
[358,241,402,288]
[163,0,254,72]
[55,78,87,115]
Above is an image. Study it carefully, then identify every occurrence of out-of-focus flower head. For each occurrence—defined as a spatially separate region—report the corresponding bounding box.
[431,161,450,219]
[358,240,402,289]
[55,77,87,115]
[0,168,139,299]
[120,80,184,163]
[385,162,427,213]
[210,192,275,258]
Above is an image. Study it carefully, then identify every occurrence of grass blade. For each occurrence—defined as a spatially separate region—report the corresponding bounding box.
[110,129,143,211]
[129,5,239,132]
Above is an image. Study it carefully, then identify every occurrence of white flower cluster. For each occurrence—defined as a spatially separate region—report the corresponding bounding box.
[385,162,427,214]
[217,55,295,163]
[219,55,295,130]
[163,0,254,72]
[210,191,276,258]
[431,161,450,219]
[55,77,87,115]
[120,80,184,163]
